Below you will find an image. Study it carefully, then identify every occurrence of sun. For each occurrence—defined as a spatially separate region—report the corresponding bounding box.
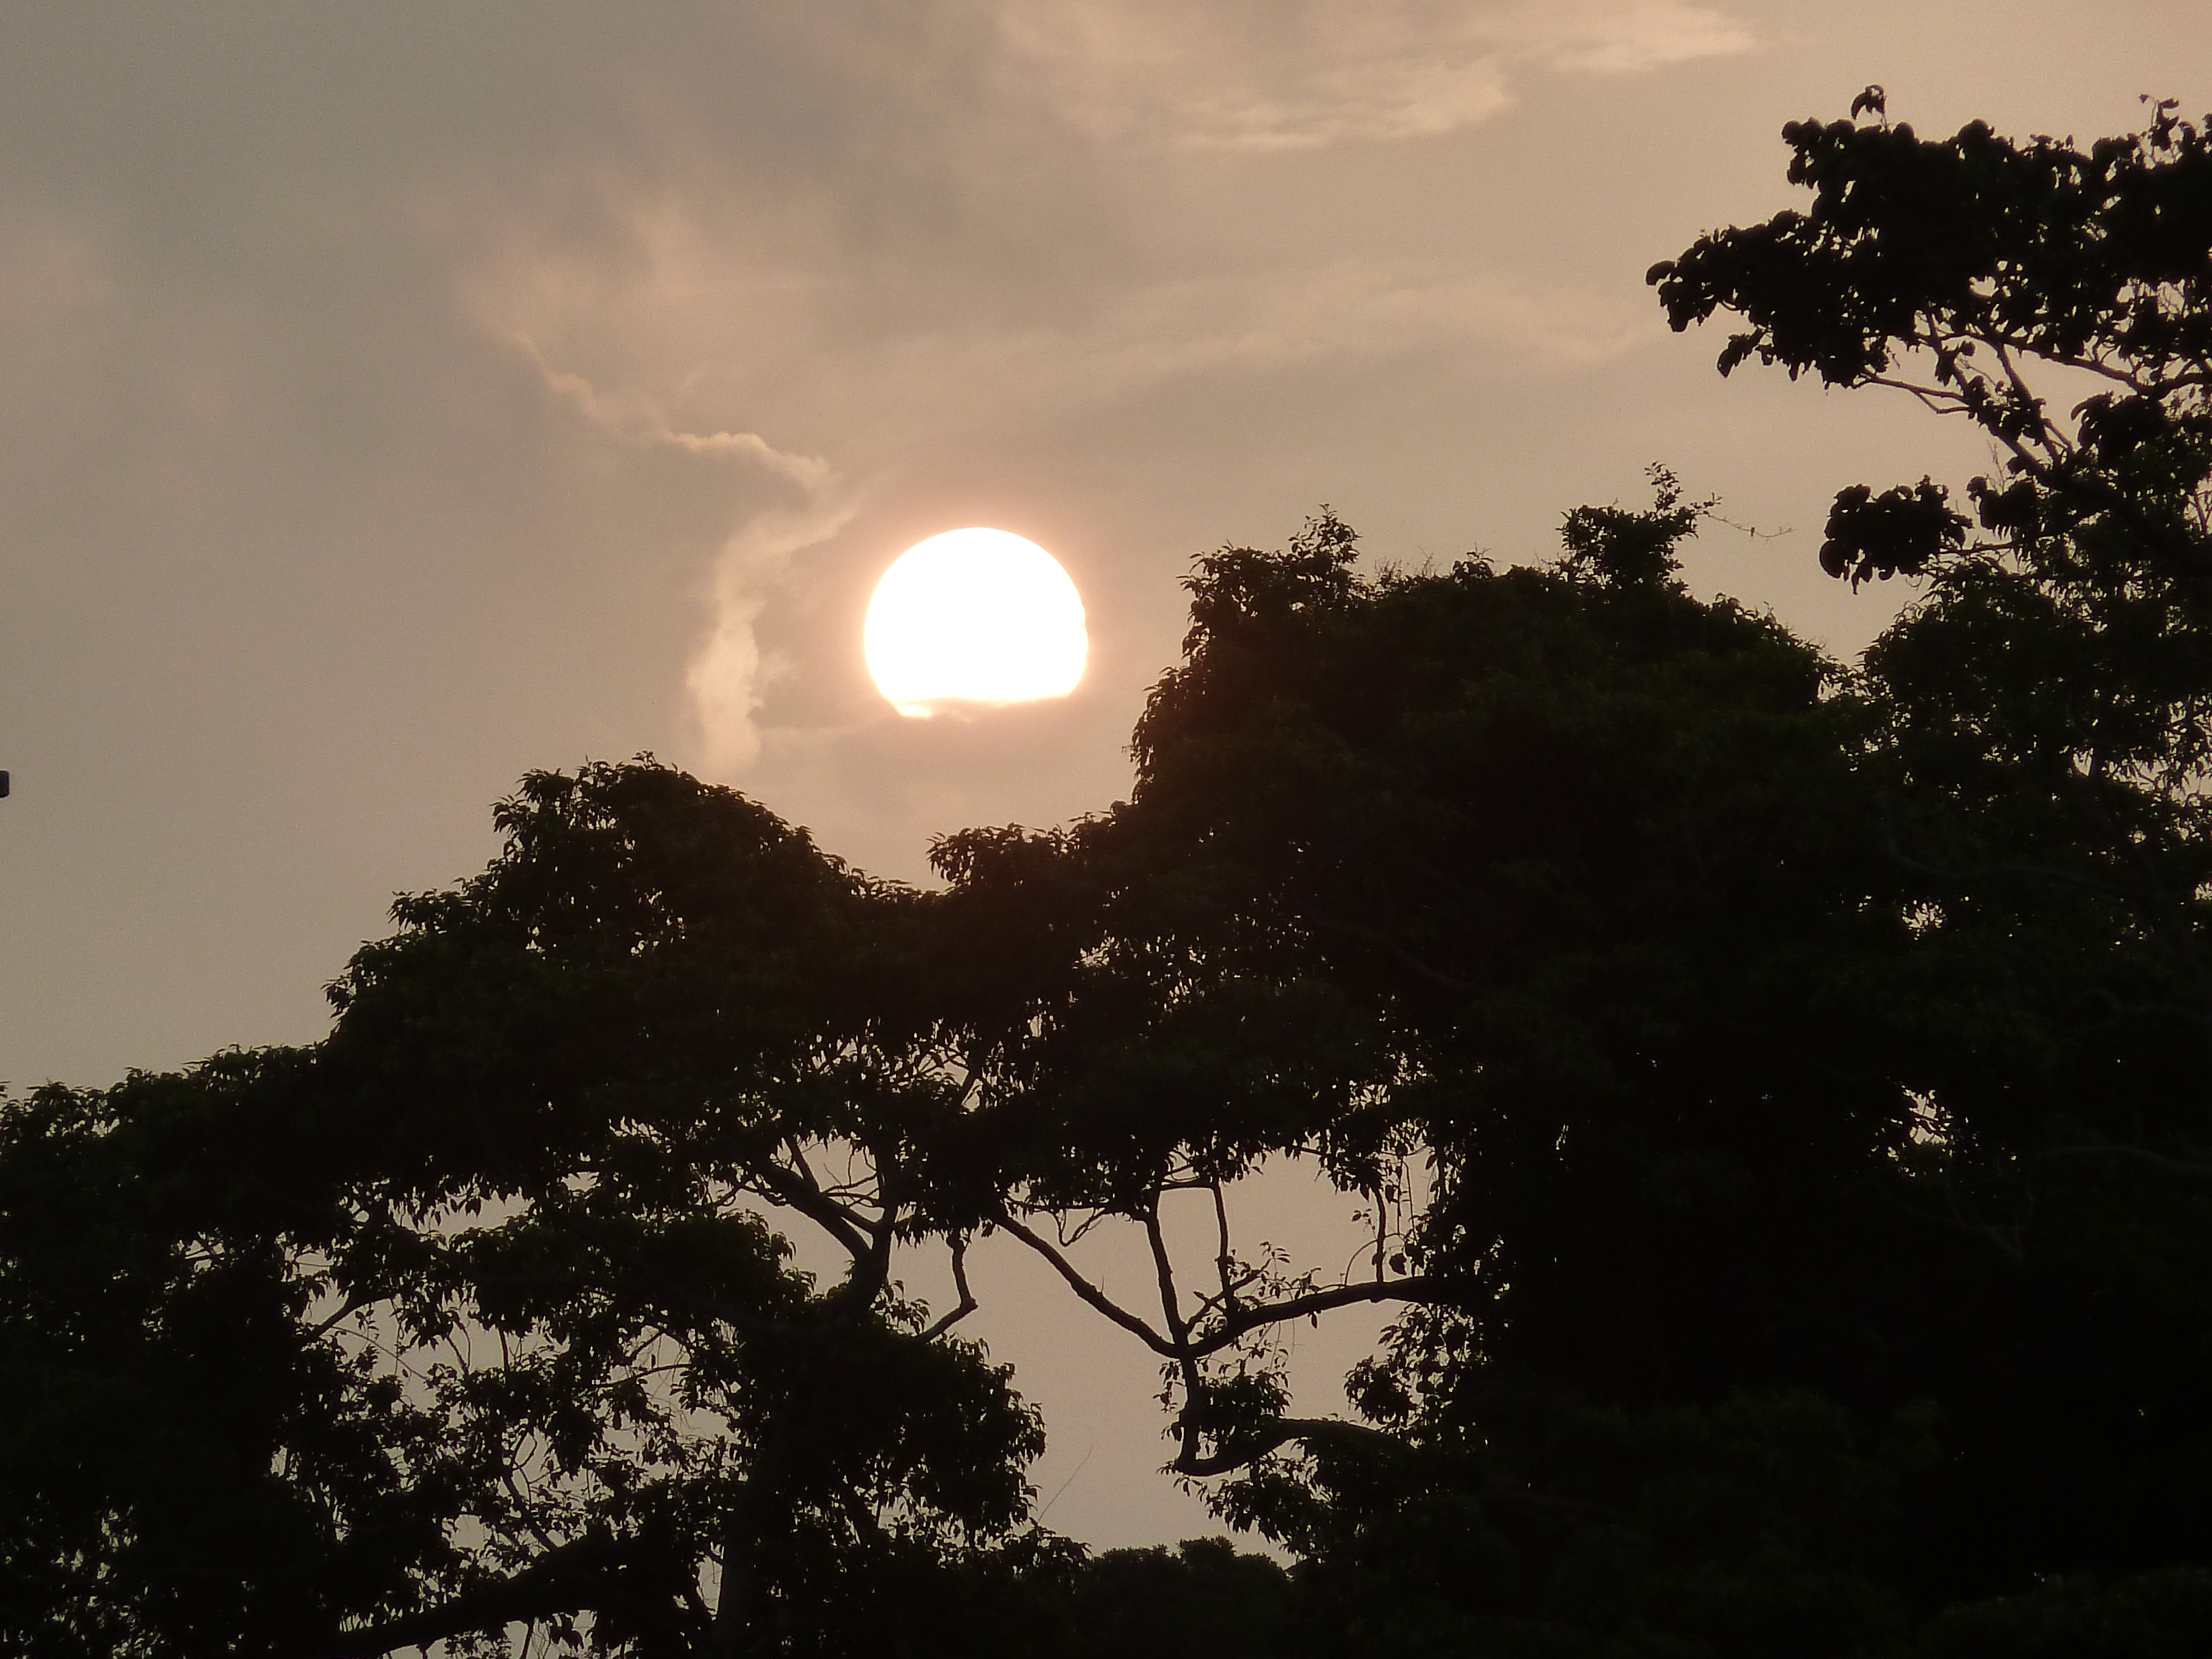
[864,528,1088,717]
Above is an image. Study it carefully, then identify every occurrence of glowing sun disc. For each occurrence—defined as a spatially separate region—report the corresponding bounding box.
[865,528,1087,717]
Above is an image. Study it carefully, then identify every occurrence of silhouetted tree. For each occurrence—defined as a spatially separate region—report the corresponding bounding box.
[1,765,1044,1657]
[926,479,1948,1656]
[928,95,2212,1656]
[923,477,1900,1485]
[1651,92,2212,1598]
[13,90,2212,1659]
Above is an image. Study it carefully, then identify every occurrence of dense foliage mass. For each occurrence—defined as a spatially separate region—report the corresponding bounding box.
[7,96,2212,1656]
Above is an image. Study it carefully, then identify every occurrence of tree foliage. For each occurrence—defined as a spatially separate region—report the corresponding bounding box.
[1,766,1042,1656]
[9,93,2212,1659]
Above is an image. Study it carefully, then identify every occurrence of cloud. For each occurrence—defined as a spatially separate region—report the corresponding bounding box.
[997,0,1755,150]
[1068,257,1656,379]
[513,336,851,772]
[517,333,834,491]
[440,0,1720,786]
[818,255,1656,442]
[469,201,1649,787]
[687,495,859,774]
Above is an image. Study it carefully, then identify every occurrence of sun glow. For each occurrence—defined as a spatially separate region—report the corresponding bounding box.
[864,528,1088,717]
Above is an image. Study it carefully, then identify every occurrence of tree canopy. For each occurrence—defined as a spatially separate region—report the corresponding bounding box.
[2,769,1047,1656]
[9,93,2212,1658]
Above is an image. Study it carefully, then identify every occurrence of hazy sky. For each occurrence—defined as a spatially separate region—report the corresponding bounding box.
[4,0,2209,1548]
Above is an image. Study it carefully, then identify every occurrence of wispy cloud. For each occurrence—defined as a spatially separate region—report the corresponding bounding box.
[450,0,1731,782]
[515,336,850,772]
[686,497,859,773]
[517,333,834,491]
[839,255,1657,431]
[999,0,1755,150]
[1081,257,1656,378]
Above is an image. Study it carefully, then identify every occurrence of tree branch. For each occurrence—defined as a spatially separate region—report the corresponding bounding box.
[989,1211,1177,1357]
[1171,1416,1399,1478]
[747,1157,873,1265]
[1210,1183,1238,1317]
[1193,1274,1451,1359]
[320,1533,625,1658]
[1144,1202,1191,1347]
[920,1235,979,1339]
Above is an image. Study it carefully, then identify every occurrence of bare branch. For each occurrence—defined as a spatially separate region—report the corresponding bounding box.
[920,1236,980,1339]
[745,1159,873,1264]
[1144,1202,1191,1346]
[989,1212,1178,1357]
[1192,1274,1452,1359]
[1369,1186,1389,1283]
[1210,1183,1238,1315]
[306,1296,366,1338]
